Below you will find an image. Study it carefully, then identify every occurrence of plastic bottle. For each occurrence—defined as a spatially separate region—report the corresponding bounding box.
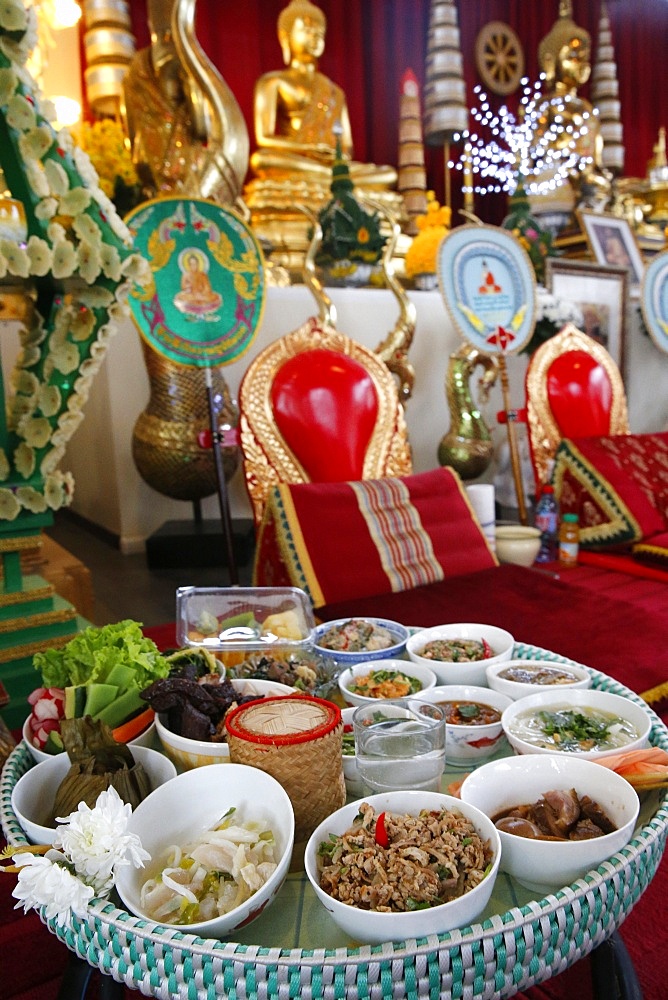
[559,512,580,568]
[534,484,559,563]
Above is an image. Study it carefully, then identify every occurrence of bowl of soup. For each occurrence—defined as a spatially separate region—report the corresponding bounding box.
[501,688,651,760]
[486,658,592,701]
[415,685,513,766]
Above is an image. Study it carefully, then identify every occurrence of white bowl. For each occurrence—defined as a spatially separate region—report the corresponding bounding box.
[155,678,295,770]
[304,791,501,943]
[341,707,365,798]
[115,763,295,937]
[460,754,640,894]
[486,658,592,701]
[415,685,513,766]
[22,714,158,765]
[11,745,177,845]
[501,687,652,760]
[313,618,409,667]
[337,658,437,708]
[406,623,514,687]
[494,524,542,567]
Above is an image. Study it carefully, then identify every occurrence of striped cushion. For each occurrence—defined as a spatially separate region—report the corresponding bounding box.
[253,468,497,607]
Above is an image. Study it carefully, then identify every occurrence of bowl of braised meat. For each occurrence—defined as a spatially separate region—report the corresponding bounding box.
[460,754,640,894]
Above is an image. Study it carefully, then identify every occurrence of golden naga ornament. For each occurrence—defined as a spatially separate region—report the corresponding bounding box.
[438,343,498,481]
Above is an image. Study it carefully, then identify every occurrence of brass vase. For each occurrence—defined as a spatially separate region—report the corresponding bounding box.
[132,339,239,502]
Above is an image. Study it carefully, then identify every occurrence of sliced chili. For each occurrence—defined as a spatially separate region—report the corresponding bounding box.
[375,811,389,848]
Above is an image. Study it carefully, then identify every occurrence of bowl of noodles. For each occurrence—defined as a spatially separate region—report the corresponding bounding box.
[115,763,295,937]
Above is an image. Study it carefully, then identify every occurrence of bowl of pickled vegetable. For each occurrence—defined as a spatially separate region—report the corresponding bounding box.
[337,658,437,708]
[313,618,409,667]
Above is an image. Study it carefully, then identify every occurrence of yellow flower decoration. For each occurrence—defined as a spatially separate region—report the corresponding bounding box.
[22,417,51,448]
[15,486,47,513]
[404,191,452,280]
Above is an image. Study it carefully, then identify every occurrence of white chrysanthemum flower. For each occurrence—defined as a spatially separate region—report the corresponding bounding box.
[95,323,114,345]
[52,240,77,279]
[50,340,80,375]
[70,307,95,342]
[40,443,65,474]
[27,163,50,199]
[14,442,35,478]
[0,0,28,33]
[59,187,91,217]
[536,287,585,328]
[0,488,20,520]
[39,97,57,123]
[89,340,108,361]
[0,66,17,105]
[72,146,99,188]
[17,344,40,367]
[73,213,101,245]
[0,239,29,277]
[16,486,48,513]
[21,318,47,346]
[13,369,39,397]
[33,195,58,219]
[8,395,33,429]
[26,235,52,276]
[44,158,70,196]
[12,853,94,925]
[113,281,133,305]
[0,449,9,480]
[99,243,122,282]
[47,220,67,243]
[78,358,100,378]
[18,125,53,162]
[55,787,149,895]
[21,417,51,448]
[38,383,61,417]
[73,285,113,308]
[6,93,36,131]
[121,253,152,284]
[44,471,73,509]
[77,241,102,284]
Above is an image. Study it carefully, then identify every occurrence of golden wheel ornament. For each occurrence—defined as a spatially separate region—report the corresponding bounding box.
[475,21,524,96]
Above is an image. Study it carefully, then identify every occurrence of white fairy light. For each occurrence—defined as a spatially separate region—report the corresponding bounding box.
[457,78,595,196]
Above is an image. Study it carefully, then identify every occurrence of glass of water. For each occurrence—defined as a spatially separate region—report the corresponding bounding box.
[352,699,446,794]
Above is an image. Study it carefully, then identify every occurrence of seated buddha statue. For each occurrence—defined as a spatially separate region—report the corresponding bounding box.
[243,0,403,273]
[529,0,612,230]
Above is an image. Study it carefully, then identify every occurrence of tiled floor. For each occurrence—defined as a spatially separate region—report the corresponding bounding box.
[46,511,255,628]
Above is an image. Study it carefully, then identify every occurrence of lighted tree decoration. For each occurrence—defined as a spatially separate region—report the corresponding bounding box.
[453,77,595,201]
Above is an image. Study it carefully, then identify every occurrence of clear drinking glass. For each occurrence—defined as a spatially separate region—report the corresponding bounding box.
[352,699,446,794]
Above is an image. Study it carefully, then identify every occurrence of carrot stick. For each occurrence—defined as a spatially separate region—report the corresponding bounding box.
[112,707,154,744]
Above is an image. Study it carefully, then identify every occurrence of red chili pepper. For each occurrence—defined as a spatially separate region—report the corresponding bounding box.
[375,812,389,848]
[483,639,494,658]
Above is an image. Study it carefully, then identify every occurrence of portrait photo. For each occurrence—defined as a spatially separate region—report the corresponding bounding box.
[577,211,645,294]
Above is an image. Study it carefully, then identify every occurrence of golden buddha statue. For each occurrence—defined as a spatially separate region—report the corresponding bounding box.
[529,0,611,230]
[244,0,404,275]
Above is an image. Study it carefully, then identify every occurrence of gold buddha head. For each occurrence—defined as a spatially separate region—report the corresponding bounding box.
[278,0,326,66]
[538,0,591,91]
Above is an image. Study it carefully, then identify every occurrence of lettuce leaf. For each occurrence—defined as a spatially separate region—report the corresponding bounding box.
[34,619,170,691]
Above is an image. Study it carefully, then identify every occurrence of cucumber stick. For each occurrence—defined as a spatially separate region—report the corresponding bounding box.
[93,686,144,729]
[83,683,119,717]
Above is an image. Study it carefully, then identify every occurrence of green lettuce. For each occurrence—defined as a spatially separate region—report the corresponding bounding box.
[34,619,170,690]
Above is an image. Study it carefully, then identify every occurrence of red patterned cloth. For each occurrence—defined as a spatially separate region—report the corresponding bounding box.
[253,468,497,606]
[553,432,668,550]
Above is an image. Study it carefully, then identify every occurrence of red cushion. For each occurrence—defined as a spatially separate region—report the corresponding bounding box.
[270,348,378,481]
[547,351,614,438]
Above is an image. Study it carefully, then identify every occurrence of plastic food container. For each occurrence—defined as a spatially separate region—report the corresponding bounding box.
[175,587,316,665]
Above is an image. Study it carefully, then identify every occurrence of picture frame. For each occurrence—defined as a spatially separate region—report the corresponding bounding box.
[545,257,628,376]
[577,210,645,295]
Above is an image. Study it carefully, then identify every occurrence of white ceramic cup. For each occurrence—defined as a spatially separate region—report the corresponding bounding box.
[465,483,496,552]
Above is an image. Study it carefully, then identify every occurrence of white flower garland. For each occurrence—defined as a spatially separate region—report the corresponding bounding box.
[0,0,151,522]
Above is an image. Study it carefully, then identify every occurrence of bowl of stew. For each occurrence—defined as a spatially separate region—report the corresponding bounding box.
[406,623,514,687]
[501,688,651,760]
[415,684,513,766]
[314,618,409,667]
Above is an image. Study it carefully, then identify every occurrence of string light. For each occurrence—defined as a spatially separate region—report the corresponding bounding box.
[455,77,596,197]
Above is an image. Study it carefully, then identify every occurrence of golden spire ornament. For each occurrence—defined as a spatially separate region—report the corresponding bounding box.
[591,1,624,176]
[397,69,428,237]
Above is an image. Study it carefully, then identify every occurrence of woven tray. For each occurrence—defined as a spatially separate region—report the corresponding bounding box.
[2,643,668,1000]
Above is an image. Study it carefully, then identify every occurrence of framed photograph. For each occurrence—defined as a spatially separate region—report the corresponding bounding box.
[577,210,645,295]
[545,257,628,376]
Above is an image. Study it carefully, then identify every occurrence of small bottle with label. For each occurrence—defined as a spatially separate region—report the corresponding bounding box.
[559,513,580,568]
[534,484,559,562]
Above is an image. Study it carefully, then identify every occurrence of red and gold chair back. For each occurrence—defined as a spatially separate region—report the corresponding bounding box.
[239,317,412,524]
[525,323,629,490]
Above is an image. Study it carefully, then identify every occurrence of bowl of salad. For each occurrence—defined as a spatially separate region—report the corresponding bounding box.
[337,658,437,708]
[406,623,514,687]
[313,618,409,667]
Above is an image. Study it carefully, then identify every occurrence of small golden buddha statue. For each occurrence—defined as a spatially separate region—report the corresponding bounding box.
[243,0,404,274]
[529,0,611,229]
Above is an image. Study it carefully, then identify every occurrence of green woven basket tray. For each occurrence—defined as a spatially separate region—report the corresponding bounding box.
[2,644,668,999]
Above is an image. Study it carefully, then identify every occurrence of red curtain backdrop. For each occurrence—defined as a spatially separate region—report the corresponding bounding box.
[124,0,667,226]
